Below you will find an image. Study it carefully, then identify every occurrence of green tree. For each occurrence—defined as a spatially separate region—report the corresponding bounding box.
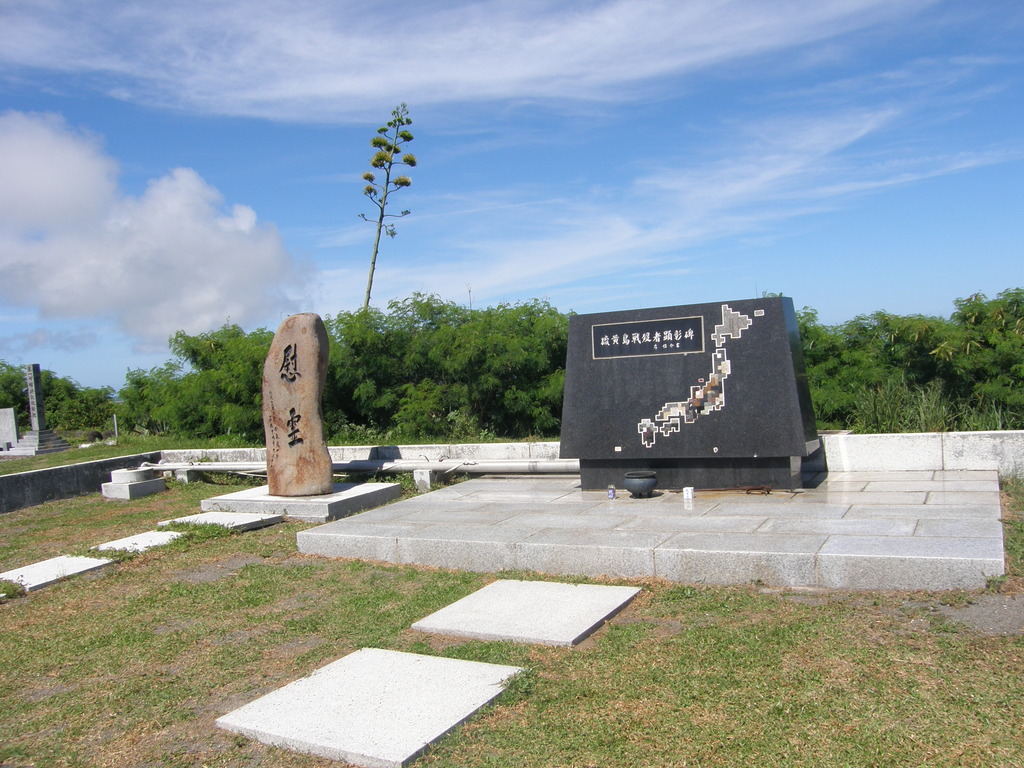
[324,294,569,441]
[118,325,273,440]
[359,103,417,311]
[0,361,114,433]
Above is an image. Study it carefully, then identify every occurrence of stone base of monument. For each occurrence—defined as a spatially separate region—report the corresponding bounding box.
[6,429,71,456]
[101,468,167,500]
[579,456,806,491]
[200,482,402,523]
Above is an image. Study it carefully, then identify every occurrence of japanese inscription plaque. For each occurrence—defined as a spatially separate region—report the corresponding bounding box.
[561,297,819,490]
[262,313,334,496]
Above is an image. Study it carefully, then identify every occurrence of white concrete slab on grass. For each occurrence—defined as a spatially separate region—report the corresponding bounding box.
[412,579,641,646]
[215,648,522,768]
[1,555,112,591]
[94,530,183,552]
[200,482,402,523]
[157,511,282,531]
[101,477,167,500]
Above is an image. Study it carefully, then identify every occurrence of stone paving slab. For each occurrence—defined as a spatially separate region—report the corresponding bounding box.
[298,471,1005,591]
[158,511,283,531]
[412,579,641,646]
[95,530,184,552]
[1,555,112,591]
[200,482,401,523]
[215,648,523,768]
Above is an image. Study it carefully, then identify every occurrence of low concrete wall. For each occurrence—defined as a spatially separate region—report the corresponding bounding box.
[3,433,1021,517]
[160,442,563,464]
[0,452,161,516]
[821,431,1024,475]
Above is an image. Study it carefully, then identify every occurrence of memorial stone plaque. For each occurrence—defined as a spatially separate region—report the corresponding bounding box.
[560,297,819,490]
[25,363,46,432]
[262,314,334,496]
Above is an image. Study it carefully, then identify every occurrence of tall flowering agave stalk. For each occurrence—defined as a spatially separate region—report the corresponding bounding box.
[359,103,417,310]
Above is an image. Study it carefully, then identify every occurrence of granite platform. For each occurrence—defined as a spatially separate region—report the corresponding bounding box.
[298,470,1006,591]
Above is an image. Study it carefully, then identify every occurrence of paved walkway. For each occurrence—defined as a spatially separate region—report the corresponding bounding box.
[298,470,1006,591]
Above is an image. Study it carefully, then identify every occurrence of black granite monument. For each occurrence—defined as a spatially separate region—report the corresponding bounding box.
[560,297,818,491]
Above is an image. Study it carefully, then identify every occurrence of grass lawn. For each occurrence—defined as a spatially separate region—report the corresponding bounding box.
[1,476,1023,767]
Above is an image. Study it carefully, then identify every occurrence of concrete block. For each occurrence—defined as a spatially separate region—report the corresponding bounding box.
[200,483,402,523]
[845,504,999,520]
[215,648,523,768]
[816,535,1004,590]
[822,433,943,472]
[0,407,18,450]
[913,519,1005,538]
[925,490,1002,506]
[109,468,155,483]
[158,512,282,531]
[865,478,1000,493]
[412,579,641,646]
[757,518,916,536]
[942,430,1024,474]
[173,468,204,483]
[515,529,669,579]
[655,547,818,587]
[618,514,767,533]
[297,520,421,562]
[101,477,166,500]
[95,530,183,552]
[497,511,631,531]
[413,469,435,493]
[397,525,530,572]
[380,504,515,525]
[1,555,112,591]
[654,532,824,587]
[716,501,849,518]
[160,448,266,463]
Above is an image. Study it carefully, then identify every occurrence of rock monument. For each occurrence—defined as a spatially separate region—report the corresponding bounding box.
[7,364,70,455]
[262,314,334,496]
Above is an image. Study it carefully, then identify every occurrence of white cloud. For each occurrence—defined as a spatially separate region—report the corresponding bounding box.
[0,112,300,347]
[0,327,99,354]
[0,0,936,121]
[0,110,118,230]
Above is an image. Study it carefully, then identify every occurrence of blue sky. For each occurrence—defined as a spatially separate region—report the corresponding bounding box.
[1,0,1022,389]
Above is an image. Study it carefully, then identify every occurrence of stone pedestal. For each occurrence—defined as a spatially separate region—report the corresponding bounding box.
[101,468,166,500]
[262,314,334,496]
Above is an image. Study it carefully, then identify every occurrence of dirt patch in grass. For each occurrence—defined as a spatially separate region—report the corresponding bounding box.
[935,593,1024,635]
[170,553,266,583]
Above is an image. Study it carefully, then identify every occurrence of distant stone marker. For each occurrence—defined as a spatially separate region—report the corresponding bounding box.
[262,314,334,496]
[0,408,18,451]
[7,364,70,456]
